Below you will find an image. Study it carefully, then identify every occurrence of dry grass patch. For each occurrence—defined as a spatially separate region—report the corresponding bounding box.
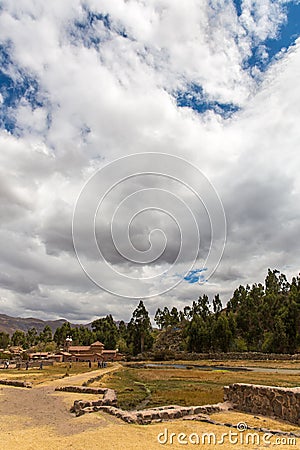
[0,362,99,385]
[1,412,298,450]
[210,411,300,433]
[99,364,300,410]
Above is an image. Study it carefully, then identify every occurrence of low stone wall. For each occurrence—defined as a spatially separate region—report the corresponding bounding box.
[57,385,117,415]
[224,383,300,426]
[55,385,108,395]
[102,403,227,425]
[67,382,300,427]
[0,379,32,388]
[137,351,300,361]
[72,402,228,424]
[82,374,103,386]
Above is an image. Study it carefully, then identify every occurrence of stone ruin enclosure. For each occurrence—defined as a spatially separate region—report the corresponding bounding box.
[63,383,300,427]
[1,377,299,427]
[224,383,300,426]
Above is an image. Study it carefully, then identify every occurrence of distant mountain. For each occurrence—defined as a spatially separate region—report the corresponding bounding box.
[0,314,73,335]
[0,314,124,336]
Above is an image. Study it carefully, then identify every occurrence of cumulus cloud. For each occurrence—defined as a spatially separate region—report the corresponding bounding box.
[0,0,299,321]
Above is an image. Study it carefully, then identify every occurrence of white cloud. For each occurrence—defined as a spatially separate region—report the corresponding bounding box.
[0,1,299,321]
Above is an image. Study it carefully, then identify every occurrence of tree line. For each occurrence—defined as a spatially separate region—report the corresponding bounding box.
[0,301,153,356]
[155,269,300,354]
[1,270,300,356]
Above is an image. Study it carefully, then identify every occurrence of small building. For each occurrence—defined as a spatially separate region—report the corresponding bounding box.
[47,353,63,362]
[90,341,105,352]
[56,351,71,362]
[27,352,49,360]
[8,346,24,356]
[101,350,118,362]
[61,338,120,362]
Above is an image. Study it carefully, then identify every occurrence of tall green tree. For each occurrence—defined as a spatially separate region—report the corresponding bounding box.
[154,308,165,329]
[169,307,180,327]
[91,315,119,349]
[211,315,232,352]
[11,330,26,347]
[53,322,72,346]
[26,327,39,347]
[39,325,52,343]
[185,315,210,352]
[0,332,10,349]
[212,294,222,317]
[127,301,153,355]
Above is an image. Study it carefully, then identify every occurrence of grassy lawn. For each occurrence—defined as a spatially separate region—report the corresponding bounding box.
[96,366,149,409]
[0,362,100,385]
[96,361,300,410]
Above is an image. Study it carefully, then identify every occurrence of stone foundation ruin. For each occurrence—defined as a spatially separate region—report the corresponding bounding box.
[66,382,300,427]
[224,383,300,426]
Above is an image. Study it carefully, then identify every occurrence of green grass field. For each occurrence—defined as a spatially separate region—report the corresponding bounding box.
[95,361,300,410]
[2,359,300,411]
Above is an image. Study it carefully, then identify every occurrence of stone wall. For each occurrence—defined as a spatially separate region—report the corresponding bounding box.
[82,374,103,386]
[55,385,108,395]
[137,351,300,361]
[99,403,228,424]
[0,379,32,388]
[224,383,300,426]
[72,402,228,424]
[65,382,300,427]
[56,385,117,415]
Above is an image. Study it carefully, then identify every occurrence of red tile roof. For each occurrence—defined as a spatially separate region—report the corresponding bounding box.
[68,346,91,352]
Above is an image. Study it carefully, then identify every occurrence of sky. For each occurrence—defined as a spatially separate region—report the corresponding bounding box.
[0,0,300,323]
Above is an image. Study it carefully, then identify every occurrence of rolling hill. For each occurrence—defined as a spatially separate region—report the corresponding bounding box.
[0,314,72,335]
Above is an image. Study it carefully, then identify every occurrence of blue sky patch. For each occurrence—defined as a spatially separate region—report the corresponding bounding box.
[0,44,44,133]
[244,1,300,72]
[232,0,242,17]
[175,84,240,118]
[184,268,207,284]
[176,1,300,117]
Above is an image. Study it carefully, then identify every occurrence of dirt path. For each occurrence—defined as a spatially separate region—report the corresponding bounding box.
[0,385,111,436]
[0,363,122,437]
[42,362,122,388]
